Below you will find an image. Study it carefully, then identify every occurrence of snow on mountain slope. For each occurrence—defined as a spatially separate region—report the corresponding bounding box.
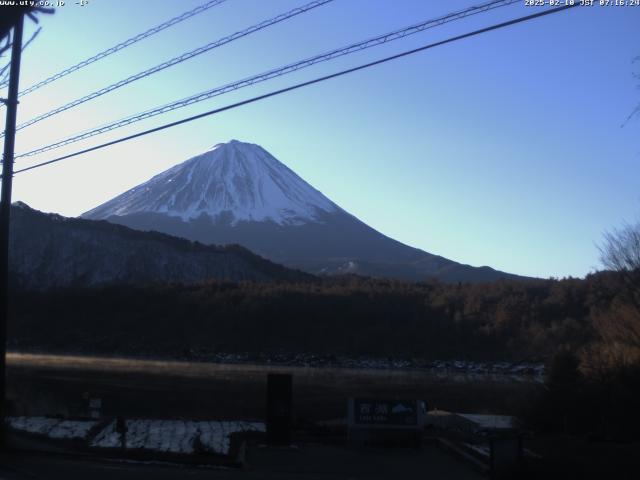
[83,140,338,225]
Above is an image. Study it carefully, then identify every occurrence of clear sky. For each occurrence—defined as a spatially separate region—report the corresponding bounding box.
[2,0,639,279]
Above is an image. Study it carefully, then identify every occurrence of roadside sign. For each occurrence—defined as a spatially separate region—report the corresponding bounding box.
[352,398,418,427]
[347,398,425,447]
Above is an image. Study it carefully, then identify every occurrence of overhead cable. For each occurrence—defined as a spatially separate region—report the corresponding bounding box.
[11,3,579,176]
[16,0,518,158]
[6,0,334,136]
[12,0,230,96]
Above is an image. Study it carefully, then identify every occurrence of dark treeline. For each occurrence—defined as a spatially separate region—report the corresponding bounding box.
[7,271,627,363]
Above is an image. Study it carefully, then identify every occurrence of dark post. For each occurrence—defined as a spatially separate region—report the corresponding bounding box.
[115,416,127,450]
[0,13,25,447]
[266,373,293,445]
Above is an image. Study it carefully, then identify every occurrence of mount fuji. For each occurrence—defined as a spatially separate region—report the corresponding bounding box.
[83,140,523,283]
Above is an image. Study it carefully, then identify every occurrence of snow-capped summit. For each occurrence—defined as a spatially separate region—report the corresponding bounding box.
[83,140,338,226]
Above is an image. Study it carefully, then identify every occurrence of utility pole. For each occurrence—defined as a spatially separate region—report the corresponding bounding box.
[0,13,24,448]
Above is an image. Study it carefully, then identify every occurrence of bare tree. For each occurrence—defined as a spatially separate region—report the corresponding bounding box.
[599,220,640,275]
[0,27,41,86]
[589,219,640,370]
[0,6,53,87]
[0,6,53,42]
[623,56,640,126]
[598,219,640,313]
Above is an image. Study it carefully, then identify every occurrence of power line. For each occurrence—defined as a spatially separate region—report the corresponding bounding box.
[3,0,333,137]
[10,3,579,177]
[0,0,229,95]
[16,0,519,159]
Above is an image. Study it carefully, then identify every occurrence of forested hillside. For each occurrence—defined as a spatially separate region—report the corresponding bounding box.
[8,271,627,362]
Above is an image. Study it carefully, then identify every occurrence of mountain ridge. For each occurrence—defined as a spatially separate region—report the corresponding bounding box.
[10,202,313,290]
[83,140,530,283]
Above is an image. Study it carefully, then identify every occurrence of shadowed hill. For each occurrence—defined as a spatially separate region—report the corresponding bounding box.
[9,202,314,290]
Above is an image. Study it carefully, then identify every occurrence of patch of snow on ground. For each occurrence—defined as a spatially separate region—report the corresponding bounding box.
[90,419,264,456]
[8,416,97,439]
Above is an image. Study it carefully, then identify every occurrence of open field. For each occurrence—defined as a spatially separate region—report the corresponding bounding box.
[6,352,539,421]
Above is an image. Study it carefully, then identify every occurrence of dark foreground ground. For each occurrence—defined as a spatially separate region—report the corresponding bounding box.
[0,353,527,478]
[0,444,484,480]
[3,432,639,480]
[3,354,640,479]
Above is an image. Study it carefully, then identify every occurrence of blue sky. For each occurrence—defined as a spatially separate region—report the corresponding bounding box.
[2,0,639,279]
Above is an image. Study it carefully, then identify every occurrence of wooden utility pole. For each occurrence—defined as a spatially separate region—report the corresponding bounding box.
[0,12,24,447]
